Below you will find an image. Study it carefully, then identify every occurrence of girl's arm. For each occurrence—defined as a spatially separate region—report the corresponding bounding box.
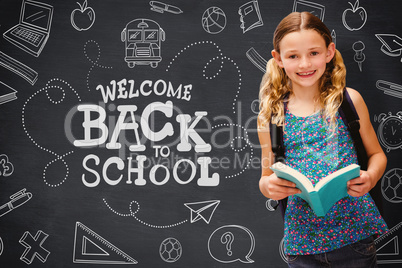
[346,88,387,197]
[257,118,301,200]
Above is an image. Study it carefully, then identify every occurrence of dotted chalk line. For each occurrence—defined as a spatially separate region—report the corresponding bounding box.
[103,198,188,229]
[22,78,81,187]
[212,123,253,179]
[84,40,113,91]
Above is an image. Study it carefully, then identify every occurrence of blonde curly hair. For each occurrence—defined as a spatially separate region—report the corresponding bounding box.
[258,12,346,132]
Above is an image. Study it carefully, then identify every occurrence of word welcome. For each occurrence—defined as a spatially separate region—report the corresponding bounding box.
[96,78,192,103]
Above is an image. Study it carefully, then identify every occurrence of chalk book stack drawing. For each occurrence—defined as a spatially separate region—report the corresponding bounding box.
[270,163,360,217]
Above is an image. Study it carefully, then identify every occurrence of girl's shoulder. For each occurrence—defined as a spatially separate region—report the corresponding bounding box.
[345,87,365,108]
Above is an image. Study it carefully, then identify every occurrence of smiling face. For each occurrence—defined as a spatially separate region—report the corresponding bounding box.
[272,29,335,91]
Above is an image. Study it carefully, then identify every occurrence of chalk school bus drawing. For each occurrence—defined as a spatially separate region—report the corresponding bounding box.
[121,18,165,68]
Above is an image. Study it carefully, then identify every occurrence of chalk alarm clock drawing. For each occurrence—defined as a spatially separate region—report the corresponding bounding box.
[375,112,402,152]
[121,18,165,68]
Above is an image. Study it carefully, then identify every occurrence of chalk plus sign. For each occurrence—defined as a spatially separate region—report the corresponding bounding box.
[19,230,50,264]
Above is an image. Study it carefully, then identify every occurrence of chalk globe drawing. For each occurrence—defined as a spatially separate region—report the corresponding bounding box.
[381,168,402,203]
[202,7,226,34]
[159,237,182,263]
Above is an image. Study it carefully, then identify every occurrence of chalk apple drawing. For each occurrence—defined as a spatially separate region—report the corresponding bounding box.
[71,0,96,31]
[342,0,367,31]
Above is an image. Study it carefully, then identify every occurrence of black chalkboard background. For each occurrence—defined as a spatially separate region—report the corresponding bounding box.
[0,0,401,267]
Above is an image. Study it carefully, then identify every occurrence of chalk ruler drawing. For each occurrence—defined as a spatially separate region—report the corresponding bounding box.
[208,225,255,263]
[159,237,182,263]
[71,0,95,31]
[0,154,14,177]
[375,221,402,264]
[375,34,402,61]
[19,230,50,265]
[22,78,81,187]
[184,200,220,224]
[0,51,38,85]
[0,188,32,218]
[238,0,263,34]
[121,19,165,68]
[0,81,17,105]
[292,0,325,21]
[246,47,267,73]
[150,1,183,14]
[202,7,226,34]
[376,80,402,99]
[73,222,138,264]
[381,168,402,203]
[342,0,367,31]
[3,0,53,57]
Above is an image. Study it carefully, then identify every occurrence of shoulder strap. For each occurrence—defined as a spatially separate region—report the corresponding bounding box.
[339,88,383,214]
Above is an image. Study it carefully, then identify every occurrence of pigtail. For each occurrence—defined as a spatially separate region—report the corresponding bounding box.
[258,58,291,130]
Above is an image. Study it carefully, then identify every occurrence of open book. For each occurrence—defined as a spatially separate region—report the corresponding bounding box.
[270,162,360,217]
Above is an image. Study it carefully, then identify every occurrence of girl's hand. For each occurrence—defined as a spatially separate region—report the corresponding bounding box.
[347,170,375,197]
[260,173,301,200]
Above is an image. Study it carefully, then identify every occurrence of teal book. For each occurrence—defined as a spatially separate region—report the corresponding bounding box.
[270,162,360,217]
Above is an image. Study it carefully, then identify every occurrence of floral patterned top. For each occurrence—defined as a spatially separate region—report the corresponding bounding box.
[283,106,388,255]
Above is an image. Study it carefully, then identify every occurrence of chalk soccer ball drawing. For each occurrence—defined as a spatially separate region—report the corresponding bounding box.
[375,112,402,152]
[71,0,95,31]
[159,238,182,263]
[381,168,402,203]
[342,0,367,31]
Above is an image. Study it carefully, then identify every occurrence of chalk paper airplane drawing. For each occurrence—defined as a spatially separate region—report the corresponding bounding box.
[0,81,17,105]
[3,0,53,57]
[293,0,325,21]
[19,230,50,264]
[376,34,402,62]
[150,1,183,14]
[375,221,402,264]
[376,80,402,99]
[184,200,220,224]
[238,0,263,34]
[246,47,267,73]
[73,222,138,264]
[0,51,38,85]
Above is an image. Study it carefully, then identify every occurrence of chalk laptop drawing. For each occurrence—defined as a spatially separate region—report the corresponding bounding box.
[3,0,53,57]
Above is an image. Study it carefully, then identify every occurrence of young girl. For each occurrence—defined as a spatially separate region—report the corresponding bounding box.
[258,12,388,267]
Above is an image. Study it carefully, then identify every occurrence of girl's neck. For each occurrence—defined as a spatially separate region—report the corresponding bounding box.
[288,85,321,117]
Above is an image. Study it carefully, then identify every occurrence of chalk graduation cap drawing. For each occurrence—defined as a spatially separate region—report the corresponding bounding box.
[376,34,402,61]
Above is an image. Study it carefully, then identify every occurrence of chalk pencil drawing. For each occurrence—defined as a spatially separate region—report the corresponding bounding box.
[352,41,365,72]
[381,168,402,203]
[342,0,367,31]
[246,47,267,73]
[376,80,402,99]
[208,225,255,263]
[0,51,38,85]
[19,230,50,265]
[202,7,226,34]
[331,29,336,47]
[3,0,53,57]
[150,1,183,14]
[73,222,138,264]
[292,0,325,21]
[121,19,165,68]
[71,0,95,31]
[238,0,263,34]
[0,189,32,218]
[0,154,14,177]
[374,112,402,152]
[159,237,182,263]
